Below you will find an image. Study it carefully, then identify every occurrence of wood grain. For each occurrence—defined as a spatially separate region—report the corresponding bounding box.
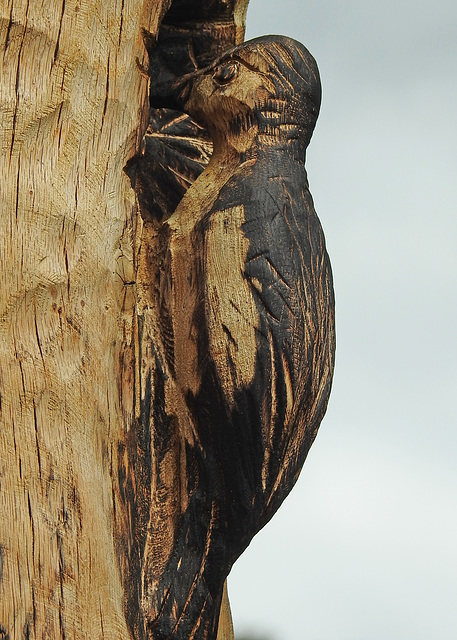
[0,1,157,638]
[132,2,253,638]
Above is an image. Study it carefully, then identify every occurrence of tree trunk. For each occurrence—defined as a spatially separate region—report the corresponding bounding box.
[0,0,155,636]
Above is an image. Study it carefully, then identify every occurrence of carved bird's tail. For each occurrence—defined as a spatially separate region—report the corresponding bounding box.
[142,495,228,640]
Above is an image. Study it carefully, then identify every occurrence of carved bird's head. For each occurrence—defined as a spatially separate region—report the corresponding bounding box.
[172,35,321,152]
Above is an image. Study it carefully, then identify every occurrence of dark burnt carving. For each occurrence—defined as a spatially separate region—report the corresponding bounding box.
[131,4,335,639]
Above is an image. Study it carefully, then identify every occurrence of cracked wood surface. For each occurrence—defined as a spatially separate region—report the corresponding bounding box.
[0,1,156,638]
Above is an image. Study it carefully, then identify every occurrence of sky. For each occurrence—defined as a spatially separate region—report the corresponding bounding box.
[228,1,457,639]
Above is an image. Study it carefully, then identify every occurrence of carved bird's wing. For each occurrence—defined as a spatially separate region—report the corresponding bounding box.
[196,157,335,553]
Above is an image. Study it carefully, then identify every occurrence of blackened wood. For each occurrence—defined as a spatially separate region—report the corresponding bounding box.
[146,0,248,108]
[134,1,251,639]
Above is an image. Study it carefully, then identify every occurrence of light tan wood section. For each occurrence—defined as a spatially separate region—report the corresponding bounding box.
[0,1,157,637]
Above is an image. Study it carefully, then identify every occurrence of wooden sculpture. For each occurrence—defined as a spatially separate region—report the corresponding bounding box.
[0,1,333,638]
[130,30,336,640]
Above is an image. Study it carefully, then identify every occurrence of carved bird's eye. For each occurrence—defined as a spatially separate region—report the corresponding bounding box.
[212,61,239,85]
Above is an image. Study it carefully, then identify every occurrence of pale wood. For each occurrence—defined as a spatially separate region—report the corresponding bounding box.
[0,1,158,637]
[216,582,235,640]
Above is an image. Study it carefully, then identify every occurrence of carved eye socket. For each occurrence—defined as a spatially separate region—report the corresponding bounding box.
[212,61,239,86]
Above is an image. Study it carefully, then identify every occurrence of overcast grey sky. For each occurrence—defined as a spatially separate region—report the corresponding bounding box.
[228,1,457,639]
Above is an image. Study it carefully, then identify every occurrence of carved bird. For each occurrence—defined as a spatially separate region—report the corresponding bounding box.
[142,35,335,640]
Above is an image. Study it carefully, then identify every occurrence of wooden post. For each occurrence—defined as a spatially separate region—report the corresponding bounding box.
[0,0,157,637]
